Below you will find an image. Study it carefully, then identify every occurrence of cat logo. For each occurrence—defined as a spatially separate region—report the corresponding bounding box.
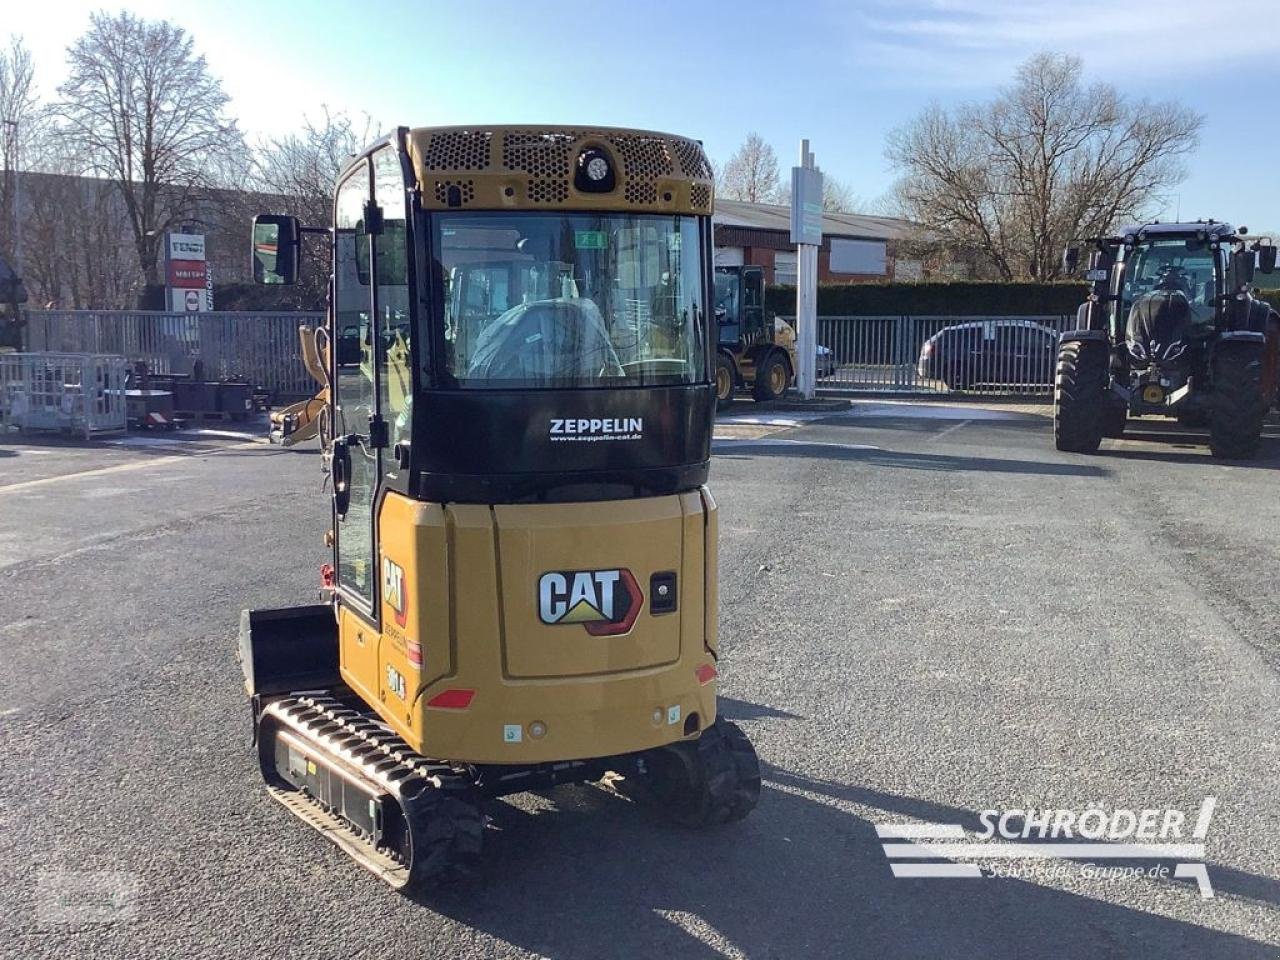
[382,556,407,627]
[537,568,643,636]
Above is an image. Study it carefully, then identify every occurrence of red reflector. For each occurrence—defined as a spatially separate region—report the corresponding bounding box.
[426,689,474,710]
[407,641,423,668]
[319,563,335,588]
[695,663,718,685]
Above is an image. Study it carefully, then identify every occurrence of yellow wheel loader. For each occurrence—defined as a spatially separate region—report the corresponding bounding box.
[241,125,760,889]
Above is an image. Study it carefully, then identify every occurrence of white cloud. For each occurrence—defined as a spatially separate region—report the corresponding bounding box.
[850,0,1280,88]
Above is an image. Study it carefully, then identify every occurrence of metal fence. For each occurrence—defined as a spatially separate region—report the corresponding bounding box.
[790,314,1077,395]
[0,352,128,439]
[25,310,324,400]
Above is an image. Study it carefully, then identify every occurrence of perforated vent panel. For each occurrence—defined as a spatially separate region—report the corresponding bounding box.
[433,179,476,205]
[502,131,577,178]
[413,126,713,212]
[625,180,658,205]
[674,139,713,181]
[612,134,674,180]
[527,179,569,203]
[422,130,492,171]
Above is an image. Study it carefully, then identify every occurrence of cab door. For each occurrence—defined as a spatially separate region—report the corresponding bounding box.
[741,266,766,344]
[332,162,380,615]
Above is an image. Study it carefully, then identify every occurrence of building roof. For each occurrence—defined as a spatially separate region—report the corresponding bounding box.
[714,199,915,242]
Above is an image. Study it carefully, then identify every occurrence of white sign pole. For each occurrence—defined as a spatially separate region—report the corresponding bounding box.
[791,140,822,400]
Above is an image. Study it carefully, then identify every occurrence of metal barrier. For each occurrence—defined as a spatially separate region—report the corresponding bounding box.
[790,314,1076,395]
[0,352,128,440]
[25,310,324,400]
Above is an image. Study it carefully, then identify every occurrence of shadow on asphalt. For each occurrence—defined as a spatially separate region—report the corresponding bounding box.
[714,440,1108,478]
[410,763,1274,959]
[1093,424,1280,469]
[717,697,803,722]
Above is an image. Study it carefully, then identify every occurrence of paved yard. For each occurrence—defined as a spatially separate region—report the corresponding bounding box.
[1,405,1277,959]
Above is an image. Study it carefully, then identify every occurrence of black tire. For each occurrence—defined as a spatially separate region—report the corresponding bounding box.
[752,351,790,402]
[642,719,761,827]
[715,353,735,411]
[1054,339,1109,453]
[1209,341,1267,459]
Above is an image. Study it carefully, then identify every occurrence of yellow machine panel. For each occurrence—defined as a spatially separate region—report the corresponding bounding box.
[340,490,721,764]
[408,125,714,216]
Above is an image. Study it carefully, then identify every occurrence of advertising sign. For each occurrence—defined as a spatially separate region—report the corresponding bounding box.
[790,166,824,246]
[165,232,211,312]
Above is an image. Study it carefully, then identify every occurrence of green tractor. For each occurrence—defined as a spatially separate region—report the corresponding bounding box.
[1056,221,1279,458]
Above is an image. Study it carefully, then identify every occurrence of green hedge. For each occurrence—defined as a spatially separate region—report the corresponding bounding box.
[766,281,1088,317]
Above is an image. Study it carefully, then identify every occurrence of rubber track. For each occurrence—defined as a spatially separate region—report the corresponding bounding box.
[261,695,482,889]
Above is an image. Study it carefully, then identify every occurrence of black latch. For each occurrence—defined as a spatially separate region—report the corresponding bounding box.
[367,415,389,449]
[650,572,677,614]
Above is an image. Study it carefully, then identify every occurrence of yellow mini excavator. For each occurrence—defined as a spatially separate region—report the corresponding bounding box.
[240,125,760,889]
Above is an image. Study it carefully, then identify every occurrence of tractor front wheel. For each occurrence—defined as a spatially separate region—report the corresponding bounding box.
[1054,339,1109,453]
[1209,341,1267,459]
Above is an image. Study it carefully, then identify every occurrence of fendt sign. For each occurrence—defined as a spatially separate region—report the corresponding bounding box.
[165,232,212,312]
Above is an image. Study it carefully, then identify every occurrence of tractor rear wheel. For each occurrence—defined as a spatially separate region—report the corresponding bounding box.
[715,353,735,411]
[1054,339,1109,453]
[1209,341,1267,459]
[753,351,790,402]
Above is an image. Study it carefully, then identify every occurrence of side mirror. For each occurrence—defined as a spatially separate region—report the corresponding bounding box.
[252,214,300,285]
[1259,244,1277,275]
[1232,247,1256,287]
[1062,246,1080,273]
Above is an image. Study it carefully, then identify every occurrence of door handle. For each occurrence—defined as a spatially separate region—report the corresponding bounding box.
[332,438,353,519]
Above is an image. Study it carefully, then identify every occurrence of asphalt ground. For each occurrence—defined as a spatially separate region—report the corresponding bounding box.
[1,402,1278,959]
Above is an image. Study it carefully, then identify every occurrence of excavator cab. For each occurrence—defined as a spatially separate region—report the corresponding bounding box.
[241,126,760,890]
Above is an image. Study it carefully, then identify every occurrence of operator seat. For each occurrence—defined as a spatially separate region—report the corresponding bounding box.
[467,297,625,382]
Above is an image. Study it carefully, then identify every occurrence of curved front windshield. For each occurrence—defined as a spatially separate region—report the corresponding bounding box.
[435,213,705,388]
[1120,238,1218,328]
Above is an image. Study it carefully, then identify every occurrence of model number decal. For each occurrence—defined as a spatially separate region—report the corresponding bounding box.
[386,664,406,701]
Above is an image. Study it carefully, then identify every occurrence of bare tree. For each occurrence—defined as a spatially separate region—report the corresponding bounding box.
[719,133,782,204]
[886,53,1202,281]
[821,174,861,214]
[0,36,41,266]
[57,12,245,300]
[22,130,140,309]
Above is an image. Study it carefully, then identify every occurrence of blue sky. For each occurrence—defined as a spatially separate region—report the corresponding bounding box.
[13,0,1280,229]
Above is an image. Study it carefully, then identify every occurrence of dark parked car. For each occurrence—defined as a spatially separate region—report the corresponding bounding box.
[917,320,1060,390]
